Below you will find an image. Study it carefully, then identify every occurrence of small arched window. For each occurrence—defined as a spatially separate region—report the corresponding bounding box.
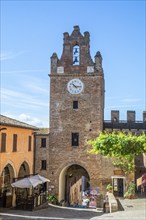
[73,45,80,65]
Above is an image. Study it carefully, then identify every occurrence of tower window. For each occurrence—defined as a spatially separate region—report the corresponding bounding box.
[41,138,46,148]
[72,133,79,147]
[73,45,80,65]
[41,160,47,170]
[73,101,78,109]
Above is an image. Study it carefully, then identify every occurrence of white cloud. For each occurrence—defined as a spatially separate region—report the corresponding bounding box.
[0,51,27,61]
[1,88,48,109]
[1,69,47,74]
[105,104,144,110]
[106,96,141,103]
[25,82,49,94]
[121,98,141,103]
[18,114,44,127]
[4,113,47,128]
[1,70,49,94]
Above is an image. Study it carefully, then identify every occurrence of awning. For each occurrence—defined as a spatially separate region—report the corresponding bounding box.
[11,174,50,188]
[142,173,146,186]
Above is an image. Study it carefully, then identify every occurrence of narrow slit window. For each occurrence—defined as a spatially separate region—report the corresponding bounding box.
[72,133,79,147]
[73,45,80,65]
[73,101,78,109]
[41,138,46,148]
[41,160,47,170]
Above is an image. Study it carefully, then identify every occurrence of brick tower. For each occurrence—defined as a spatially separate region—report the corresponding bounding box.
[48,26,113,203]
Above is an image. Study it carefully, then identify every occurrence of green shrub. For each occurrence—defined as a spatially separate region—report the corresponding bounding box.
[48,195,58,204]
[124,182,136,199]
[106,184,113,191]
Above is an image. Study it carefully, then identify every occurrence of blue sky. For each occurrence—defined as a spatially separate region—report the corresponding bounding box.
[1,0,145,127]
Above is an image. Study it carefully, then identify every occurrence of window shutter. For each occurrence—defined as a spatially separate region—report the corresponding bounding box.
[13,134,17,152]
[1,133,6,152]
[28,136,32,151]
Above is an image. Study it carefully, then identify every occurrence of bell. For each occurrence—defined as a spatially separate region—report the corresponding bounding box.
[74,48,78,54]
[73,56,78,64]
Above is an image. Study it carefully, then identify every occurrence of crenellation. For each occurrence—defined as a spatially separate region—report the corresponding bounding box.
[111,110,119,122]
[127,110,135,122]
[143,111,146,122]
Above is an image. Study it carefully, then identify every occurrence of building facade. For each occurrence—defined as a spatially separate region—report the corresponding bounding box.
[34,128,49,177]
[0,115,38,208]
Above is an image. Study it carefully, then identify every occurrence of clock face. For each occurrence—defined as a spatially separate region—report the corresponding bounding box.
[67,78,84,94]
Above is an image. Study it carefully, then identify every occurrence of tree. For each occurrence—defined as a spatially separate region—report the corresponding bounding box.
[88,131,146,175]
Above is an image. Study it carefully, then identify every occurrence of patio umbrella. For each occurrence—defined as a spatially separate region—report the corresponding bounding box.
[31,174,50,183]
[11,177,42,188]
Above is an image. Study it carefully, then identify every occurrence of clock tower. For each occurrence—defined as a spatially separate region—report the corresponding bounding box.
[49,26,112,203]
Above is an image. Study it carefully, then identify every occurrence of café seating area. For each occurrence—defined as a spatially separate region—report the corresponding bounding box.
[16,192,47,211]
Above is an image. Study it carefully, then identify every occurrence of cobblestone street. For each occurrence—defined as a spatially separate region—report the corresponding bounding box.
[0,205,102,220]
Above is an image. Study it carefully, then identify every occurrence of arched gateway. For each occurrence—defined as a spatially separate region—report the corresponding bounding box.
[59,164,90,204]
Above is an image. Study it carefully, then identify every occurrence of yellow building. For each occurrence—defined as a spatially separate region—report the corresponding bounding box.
[0,115,38,208]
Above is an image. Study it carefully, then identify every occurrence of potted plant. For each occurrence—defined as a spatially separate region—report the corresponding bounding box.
[124,182,136,199]
[48,195,58,205]
[106,184,113,193]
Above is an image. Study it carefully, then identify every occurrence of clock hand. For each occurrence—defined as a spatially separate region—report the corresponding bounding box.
[71,83,82,89]
[72,83,77,88]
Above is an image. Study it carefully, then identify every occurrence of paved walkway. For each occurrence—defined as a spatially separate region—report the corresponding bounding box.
[91,198,146,220]
[0,204,102,220]
[0,198,145,220]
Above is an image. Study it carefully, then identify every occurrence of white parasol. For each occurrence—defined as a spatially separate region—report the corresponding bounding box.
[11,175,50,188]
[31,174,50,183]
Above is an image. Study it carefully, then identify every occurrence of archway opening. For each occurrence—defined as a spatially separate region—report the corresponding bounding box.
[0,164,15,208]
[18,161,30,178]
[59,164,90,206]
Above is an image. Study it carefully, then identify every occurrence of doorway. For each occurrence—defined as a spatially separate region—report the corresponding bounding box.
[112,177,125,197]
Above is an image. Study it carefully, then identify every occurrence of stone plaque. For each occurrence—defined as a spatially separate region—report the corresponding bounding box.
[87,66,94,73]
[57,66,64,74]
